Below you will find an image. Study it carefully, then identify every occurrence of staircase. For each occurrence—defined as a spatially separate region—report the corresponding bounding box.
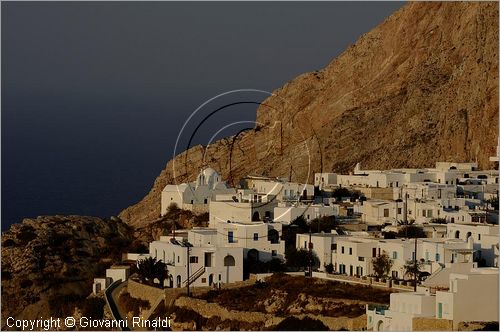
[183,266,206,287]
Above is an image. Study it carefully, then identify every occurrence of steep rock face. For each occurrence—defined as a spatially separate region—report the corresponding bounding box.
[1,215,133,323]
[120,2,499,227]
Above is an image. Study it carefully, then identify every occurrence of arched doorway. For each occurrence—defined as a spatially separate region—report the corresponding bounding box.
[466,232,472,240]
[247,249,259,261]
[455,230,460,239]
[224,255,236,284]
[208,273,214,286]
[376,320,384,331]
[176,275,181,288]
[268,229,280,244]
[252,211,261,221]
[224,255,236,266]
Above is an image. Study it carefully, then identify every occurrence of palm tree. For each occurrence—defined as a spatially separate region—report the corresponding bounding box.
[137,257,157,285]
[403,259,424,281]
[137,257,169,287]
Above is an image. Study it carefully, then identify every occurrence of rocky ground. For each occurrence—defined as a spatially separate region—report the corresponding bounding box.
[165,274,393,330]
[1,215,133,325]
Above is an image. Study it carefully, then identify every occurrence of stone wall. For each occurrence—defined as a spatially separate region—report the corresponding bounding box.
[412,317,453,331]
[174,296,367,330]
[126,279,165,318]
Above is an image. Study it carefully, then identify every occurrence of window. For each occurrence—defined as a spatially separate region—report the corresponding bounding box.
[272,250,277,256]
[412,252,416,261]
[201,278,206,283]
[190,256,198,264]
[392,251,398,259]
[204,198,208,204]
[358,256,364,261]
[422,210,427,217]
[177,256,180,263]
[436,253,440,261]
[372,248,377,257]
[478,234,481,241]
[331,243,337,251]
[384,209,389,217]
[253,233,259,241]
[397,208,402,214]
[304,241,307,249]
[408,210,412,215]
[349,247,352,255]
[190,200,194,204]
[341,246,345,254]
[228,231,234,243]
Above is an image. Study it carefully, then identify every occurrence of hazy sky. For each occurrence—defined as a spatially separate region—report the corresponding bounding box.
[2,1,404,229]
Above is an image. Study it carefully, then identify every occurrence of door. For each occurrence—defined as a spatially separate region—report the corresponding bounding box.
[349,265,353,276]
[437,303,443,318]
[176,275,181,288]
[208,274,214,286]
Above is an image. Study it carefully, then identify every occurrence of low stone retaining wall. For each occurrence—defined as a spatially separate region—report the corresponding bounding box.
[127,279,165,319]
[174,296,367,330]
[412,317,453,331]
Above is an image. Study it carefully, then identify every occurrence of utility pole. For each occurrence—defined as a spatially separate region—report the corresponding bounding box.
[308,228,312,278]
[405,192,409,238]
[186,246,191,297]
[414,235,418,292]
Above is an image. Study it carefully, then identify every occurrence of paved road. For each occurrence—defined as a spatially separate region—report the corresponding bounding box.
[105,280,131,331]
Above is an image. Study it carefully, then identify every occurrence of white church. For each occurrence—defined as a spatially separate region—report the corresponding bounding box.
[161,167,234,215]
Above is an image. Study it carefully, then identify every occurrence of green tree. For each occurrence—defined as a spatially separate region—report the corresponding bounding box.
[372,252,393,278]
[324,263,334,274]
[403,259,424,281]
[486,197,499,210]
[285,248,320,271]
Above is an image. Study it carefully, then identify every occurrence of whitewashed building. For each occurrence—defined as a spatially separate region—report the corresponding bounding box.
[212,220,285,261]
[447,223,499,267]
[149,235,243,288]
[274,203,339,225]
[296,232,339,270]
[367,263,498,331]
[161,167,233,215]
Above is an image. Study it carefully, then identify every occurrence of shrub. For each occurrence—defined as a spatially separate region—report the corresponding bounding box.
[49,294,85,318]
[3,239,16,247]
[20,279,33,289]
[430,218,447,224]
[81,297,105,319]
[16,229,37,243]
[325,263,334,274]
[272,316,328,331]
[397,225,426,238]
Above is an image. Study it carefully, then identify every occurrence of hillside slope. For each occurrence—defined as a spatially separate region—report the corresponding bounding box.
[1,215,133,323]
[120,2,499,227]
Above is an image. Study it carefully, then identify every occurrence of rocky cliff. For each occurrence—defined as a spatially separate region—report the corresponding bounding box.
[1,215,133,324]
[120,2,499,228]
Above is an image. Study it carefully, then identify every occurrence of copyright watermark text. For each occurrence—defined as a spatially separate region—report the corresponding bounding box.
[6,316,172,330]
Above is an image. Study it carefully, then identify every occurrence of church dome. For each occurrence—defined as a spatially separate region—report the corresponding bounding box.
[196,167,220,189]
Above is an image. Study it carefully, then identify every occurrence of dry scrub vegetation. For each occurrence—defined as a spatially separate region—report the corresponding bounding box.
[196,273,393,317]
